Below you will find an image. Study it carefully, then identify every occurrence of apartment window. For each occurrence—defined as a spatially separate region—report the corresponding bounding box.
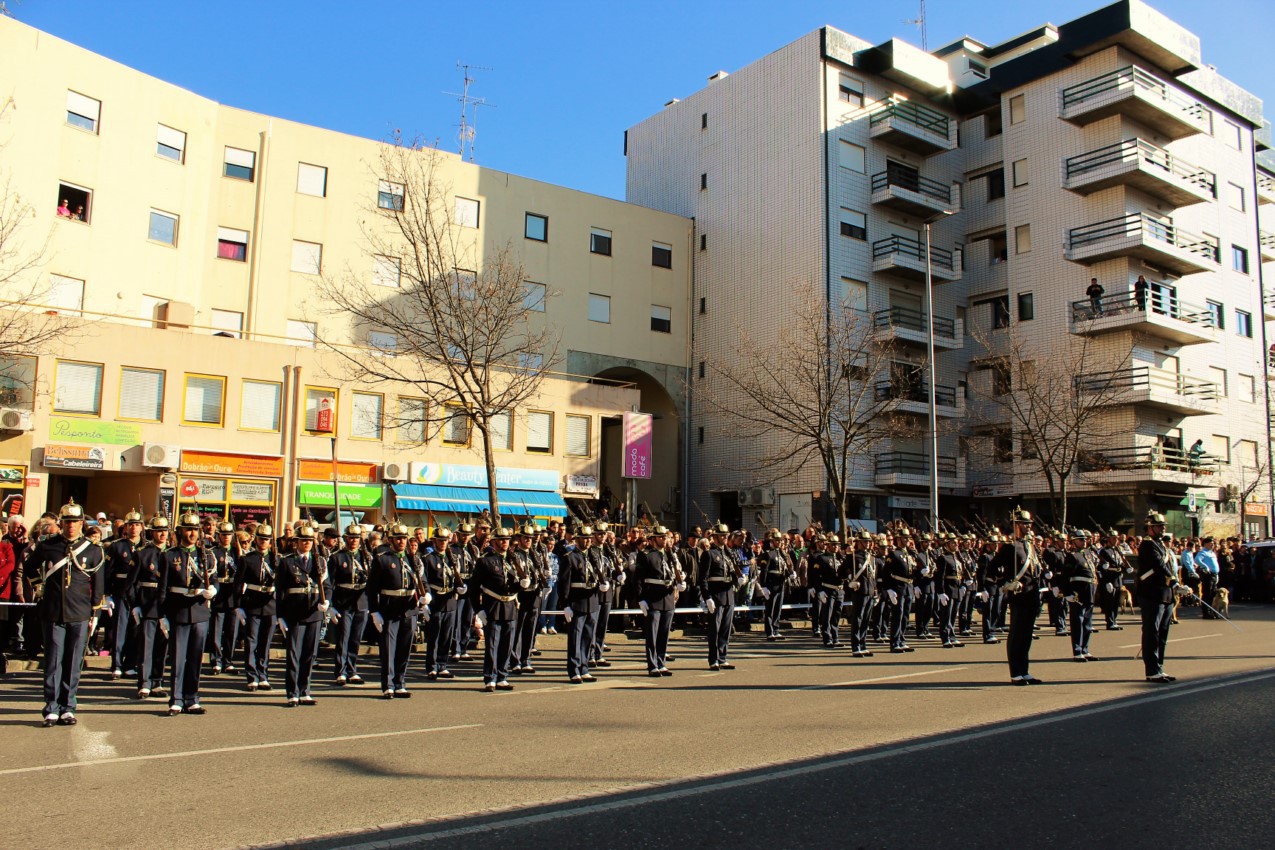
[1015,224,1031,254]
[118,367,164,421]
[148,209,178,246]
[1222,119,1242,150]
[651,304,672,333]
[215,227,249,262]
[1208,434,1230,465]
[397,397,427,444]
[590,227,612,256]
[698,361,706,379]
[443,405,470,445]
[986,169,1005,200]
[55,182,92,224]
[47,274,85,316]
[984,109,1002,138]
[488,411,513,451]
[296,163,328,197]
[368,331,398,353]
[211,309,243,338]
[588,293,610,323]
[304,387,337,432]
[290,240,322,275]
[372,255,401,288]
[65,91,101,133]
[1236,309,1253,338]
[839,208,867,241]
[699,234,707,251]
[697,426,704,444]
[976,295,1010,330]
[989,233,1008,264]
[378,180,404,211]
[1209,366,1228,397]
[452,268,477,300]
[455,197,480,228]
[156,124,186,162]
[286,319,317,348]
[517,353,543,373]
[223,146,256,181]
[0,356,36,409]
[1232,245,1249,274]
[1206,300,1225,330]
[652,242,673,269]
[1009,94,1025,125]
[1011,159,1028,187]
[1228,182,1246,212]
[182,374,226,426]
[1017,292,1034,321]
[993,429,1013,462]
[350,392,384,440]
[526,411,553,454]
[1237,439,1259,468]
[700,173,708,190]
[523,281,547,312]
[699,297,706,314]
[240,380,281,431]
[1239,374,1257,403]
[53,360,102,415]
[838,140,866,173]
[838,73,864,107]
[701,112,708,129]
[967,58,987,78]
[566,414,591,457]
[525,212,548,241]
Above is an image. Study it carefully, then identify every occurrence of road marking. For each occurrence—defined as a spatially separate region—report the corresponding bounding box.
[1118,633,1220,649]
[0,723,481,777]
[309,668,1275,849]
[785,666,968,692]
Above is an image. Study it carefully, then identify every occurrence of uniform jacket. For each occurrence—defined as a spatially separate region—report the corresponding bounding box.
[1136,537,1177,604]
[421,548,460,610]
[209,545,239,611]
[368,549,420,618]
[884,546,918,592]
[634,546,678,610]
[474,550,522,621]
[1061,548,1098,605]
[235,549,278,617]
[757,548,792,588]
[698,545,737,599]
[105,537,140,603]
[27,533,106,623]
[328,548,369,612]
[991,539,1044,601]
[275,551,327,625]
[557,547,601,613]
[159,545,217,624]
[128,543,168,619]
[844,550,877,600]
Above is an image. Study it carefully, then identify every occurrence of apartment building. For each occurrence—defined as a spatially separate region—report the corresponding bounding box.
[0,16,692,526]
[627,0,1270,536]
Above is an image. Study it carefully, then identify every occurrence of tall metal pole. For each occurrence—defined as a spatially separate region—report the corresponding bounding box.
[923,221,939,530]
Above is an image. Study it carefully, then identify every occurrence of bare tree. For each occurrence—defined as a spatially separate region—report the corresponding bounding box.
[1229,441,1270,537]
[313,136,559,526]
[696,282,909,533]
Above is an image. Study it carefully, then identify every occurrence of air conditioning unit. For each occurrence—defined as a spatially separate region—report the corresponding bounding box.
[750,487,776,507]
[0,407,33,432]
[382,462,407,482]
[143,442,181,469]
[736,489,751,507]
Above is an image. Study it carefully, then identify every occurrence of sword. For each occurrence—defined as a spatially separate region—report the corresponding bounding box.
[1183,590,1242,632]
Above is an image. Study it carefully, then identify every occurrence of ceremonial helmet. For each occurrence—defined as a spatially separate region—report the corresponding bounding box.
[431,526,452,540]
[58,499,84,521]
[293,525,315,540]
[124,508,145,524]
[1012,507,1033,524]
[594,521,610,533]
[148,514,170,531]
[711,522,730,535]
[826,534,840,544]
[858,530,873,541]
[457,522,475,534]
[895,527,911,538]
[650,525,669,536]
[216,521,235,534]
[388,523,410,538]
[255,523,273,538]
[875,533,890,545]
[519,523,538,537]
[1146,511,1166,526]
[344,523,363,537]
[575,525,594,538]
[491,526,514,540]
[177,510,200,529]
[767,528,784,541]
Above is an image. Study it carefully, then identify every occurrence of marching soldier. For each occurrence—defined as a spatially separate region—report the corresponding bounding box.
[208,521,239,675]
[450,522,478,663]
[328,524,369,686]
[159,511,218,715]
[698,522,741,671]
[276,525,329,706]
[935,534,965,649]
[912,533,937,640]
[26,500,106,726]
[883,530,917,653]
[234,523,278,692]
[128,515,171,700]
[368,524,420,698]
[993,508,1045,685]
[421,527,459,681]
[1061,529,1099,662]
[957,534,978,637]
[588,524,619,669]
[1043,532,1069,637]
[105,509,143,679]
[512,524,547,674]
[757,529,792,640]
[474,526,524,691]
[845,533,879,657]
[635,525,680,675]
[975,533,1002,644]
[1096,532,1129,630]
[558,527,600,684]
[811,535,846,648]
[1137,512,1188,683]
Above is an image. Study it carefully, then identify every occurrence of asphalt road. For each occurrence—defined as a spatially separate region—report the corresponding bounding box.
[2,604,1272,850]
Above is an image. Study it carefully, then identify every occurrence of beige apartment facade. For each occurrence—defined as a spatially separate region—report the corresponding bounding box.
[0,17,691,526]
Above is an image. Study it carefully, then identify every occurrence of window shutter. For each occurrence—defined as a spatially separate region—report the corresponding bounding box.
[54,362,102,414]
[566,415,590,456]
[291,240,322,274]
[489,412,512,450]
[297,163,327,197]
[184,376,224,424]
[351,393,383,439]
[119,368,164,420]
[66,91,100,121]
[157,124,186,152]
[527,412,552,451]
[224,147,255,168]
[241,381,281,430]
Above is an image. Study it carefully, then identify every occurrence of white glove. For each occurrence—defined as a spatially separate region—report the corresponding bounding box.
[457,583,467,595]
[617,572,627,586]
[317,601,330,613]
[199,586,216,600]
[735,576,747,588]
[975,591,988,602]
[964,579,974,588]
[103,596,116,613]
[599,582,612,593]
[562,607,574,624]
[1065,594,1077,603]
[131,606,143,625]
[921,567,933,578]
[807,588,816,601]
[1124,567,1134,574]
[939,593,950,606]
[424,592,433,605]
[235,608,247,626]
[371,612,385,632]
[817,591,828,604]
[848,581,860,590]
[1044,571,1054,580]
[519,577,531,589]
[761,587,772,600]
[475,610,488,628]
[675,582,687,592]
[418,604,430,622]
[1173,584,1191,598]
[639,600,650,614]
[1004,580,1023,593]
[1104,582,1114,594]
[159,617,171,638]
[706,597,717,615]
[330,609,341,623]
[277,619,288,636]
[886,589,898,606]
[912,587,922,600]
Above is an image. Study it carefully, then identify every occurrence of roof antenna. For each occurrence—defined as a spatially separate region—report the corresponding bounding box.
[444,62,496,162]
[905,0,928,51]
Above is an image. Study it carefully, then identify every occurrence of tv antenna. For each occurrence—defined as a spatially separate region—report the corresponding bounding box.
[905,0,928,51]
[444,62,495,162]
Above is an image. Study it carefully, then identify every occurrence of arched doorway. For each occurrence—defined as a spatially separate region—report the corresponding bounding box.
[592,366,681,528]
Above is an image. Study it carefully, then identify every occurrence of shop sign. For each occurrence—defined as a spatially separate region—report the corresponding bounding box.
[1244,503,1268,517]
[48,417,141,445]
[181,450,284,478]
[565,474,599,495]
[158,486,176,522]
[408,462,559,492]
[24,477,39,488]
[622,412,653,480]
[887,495,929,510]
[314,397,335,433]
[43,444,106,470]
[230,481,275,504]
[297,459,379,484]
[231,505,273,526]
[0,465,27,488]
[297,482,383,508]
[178,477,227,502]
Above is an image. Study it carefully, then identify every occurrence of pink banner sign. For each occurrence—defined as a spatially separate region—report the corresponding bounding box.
[622,412,653,479]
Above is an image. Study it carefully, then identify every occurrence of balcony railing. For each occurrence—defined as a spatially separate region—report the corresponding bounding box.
[1069,291,1216,326]
[870,170,953,206]
[869,100,950,138]
[873,306,956,338]
[872,235,956,272]
[1063,139,1215,197]
[875,450,958,478]
[874,378,957,407]
[1078,445,1219,476]
[1261,231,1275,261]
[1060,65,1210,128]
[1074,366,1218,403]
[1067,213,1218,261]
[1258,172,1275,204]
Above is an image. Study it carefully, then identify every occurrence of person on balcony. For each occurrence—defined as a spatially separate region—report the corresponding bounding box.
[1086,277,1104,317]
[1187,439,1206,471]
[1134,275,1150,312]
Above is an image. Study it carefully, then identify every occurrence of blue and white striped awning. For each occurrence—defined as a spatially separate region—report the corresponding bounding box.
[392,484,567,517]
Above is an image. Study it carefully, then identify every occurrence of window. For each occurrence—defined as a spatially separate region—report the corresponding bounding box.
[1209,435,1231,465]
[993,429,1014,462]
[1239,374,1257,403]
[697,426,704,444]
[984,109,1002,138]
[304,387,337,431]
[240,380,281,431]
[451,268,477,300]
[443,405,470,445]
[397,397,427,443]
[517,353,544,373]
[53,360,102,415]
[526,411,553,454]
[290,162,327,198]
[989,233,1008,263]
[1015,224,1031,254]
[652,242,673,268]
[210,309,243,338]
[1206,300,1224,330]
[523,281,547,312]
[1237,439,1259,468]
[701,112,708,130]
[223,146,256,181]
[217,227,249,261]
[368,331,398,353]
[1209,366,1228,397]
[697,360,705,379]
[1228,182,1246,212]
[1017,292,1034,321]
[838,140,866,172]
[286,319,317,348]
[525,212,548,241]
[699,234,707,251]
[1236,309,1253,338]
[1012,158,1028,187]
[566,414,591,457]
[488,411,513,451]
[117,367,164,421]
[976,296,1010,330]
[590,227,612,256]
[47,274,85,316]
[966,58,988,78]
[156,124,186,162]
[1222,119,1242,150]
[0,355,35,409]
[700,173,708,190]
[182,374,226,425]
[986,169,1005,200]
[699,297,706,314]
[1009,94,1025,124]
[454,197,479,228]
[148,209,178,245]
[378,180,404,211]
[56,182,92,223]
[372,255,401,288]
[66,91,101,133]
[350,392,384,440]
[588,293,610,323]
[290,240,322,275]
[651,304,672,333]
[838,73,864,107]
[839,208,867,241]
[1232,245,1249,274]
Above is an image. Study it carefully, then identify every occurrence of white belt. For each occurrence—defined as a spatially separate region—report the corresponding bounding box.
[168,587,201,597]
[380,589,413,597]
[483,587,518,603]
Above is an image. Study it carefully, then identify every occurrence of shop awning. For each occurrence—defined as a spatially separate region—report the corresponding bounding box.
[392,484,567,517]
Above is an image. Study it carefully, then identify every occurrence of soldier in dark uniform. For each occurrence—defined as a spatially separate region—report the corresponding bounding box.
[587,524,618,669]
[276,525,329,706]
[25,500,106,726]
[957,534,978,637]
[1043,532,1069,637]
[368,524,420,698]
[992,508,1045,685]
[128,515,171,700]
[975,533,1002,643]
[327,524,369,686]
[758,529,792,640]
[913,533,936,640]
[159,511,218,715]
[512,524,547,674]
[845,532,879,657]
[635,526,680,675]
[1137,512,1188,682]
[935,533,965,648]
[208,521,239,676]
[1061,529,1099,662]
[698,522,740,670]
[883,530,917,653]
[474,526,524,691]
[811,535,846,648]
[104,509,143,679]
[450,522,478,662]
[234,523,278,692]
[421,527,459,681]
[1096,532,1128,630]
[559,527,600,684]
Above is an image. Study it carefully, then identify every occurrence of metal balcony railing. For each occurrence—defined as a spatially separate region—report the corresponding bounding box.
[872,235,956,272]
[1260,231,1275,256]
[1067,213,1218,261]
[870,170,953,205]
[1060,65,1210,124]
[1256,171,1274,196]
[874,379,957,407]
[869,100,951,137]
[1069,291,1216,326]
[1074,366,1218,402]
[875,450,958,478]
[873,306,956,338]
[1078,445,1219,475]
[1064,139,1215,196]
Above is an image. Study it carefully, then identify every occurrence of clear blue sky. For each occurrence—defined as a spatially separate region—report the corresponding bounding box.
[12,0,1272,200]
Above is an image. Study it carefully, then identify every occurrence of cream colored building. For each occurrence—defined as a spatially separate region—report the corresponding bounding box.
[0,16,691,526]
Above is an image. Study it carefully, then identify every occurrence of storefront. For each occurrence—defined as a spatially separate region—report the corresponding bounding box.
[177,450,283,527]
[0,462,27,519]
[294,459,384,527]
[393,461,568,524]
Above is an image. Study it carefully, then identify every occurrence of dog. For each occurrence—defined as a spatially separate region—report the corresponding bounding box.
[1118,586,1136,614]
[1212,587,1230,617]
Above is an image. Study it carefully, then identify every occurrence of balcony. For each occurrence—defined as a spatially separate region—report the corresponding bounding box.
[874,450,965,490]
[872,235,961,283]
[1258,172,1275,206]
[1069,292,1218,346]
[870,170,958,218]
[1078,445,1220,485]
[1059,66,1212,140]
[873,306,962,350]
[1065,213,1219,276]
[1261,231,1275,263]
[1063,139,1215,208]
[1074,366,1219,416]
[1265,292,1275,322]
[868,100,956,155]
[874,379,962,418]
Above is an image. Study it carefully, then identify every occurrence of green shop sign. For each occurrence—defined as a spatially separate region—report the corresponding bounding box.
[48,417,142,445]
[296,482,382,508]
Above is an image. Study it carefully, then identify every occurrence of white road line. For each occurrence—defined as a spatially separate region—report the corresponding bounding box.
[1118,633,1220,649]
[318,668,1275,849]
[0,723,481,777]
[785,666,968,692]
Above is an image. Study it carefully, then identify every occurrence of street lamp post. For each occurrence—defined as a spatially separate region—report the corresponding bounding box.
[923,220,939,532]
